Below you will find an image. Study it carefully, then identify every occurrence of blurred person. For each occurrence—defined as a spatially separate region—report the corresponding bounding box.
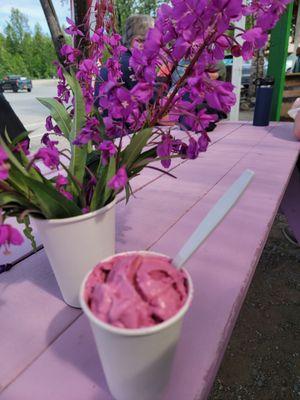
[292,47,300,73]
[282,99,300,246]
[95,14,154,101]
[288,97,300,140]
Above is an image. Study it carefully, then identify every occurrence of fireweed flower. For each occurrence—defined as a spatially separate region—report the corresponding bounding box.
[73,117,100,145]
[45,116,54,131]
[65,17,84,37]
[60,45,81,63]
[34,141,60,170]
[198,133,211,152]
[98,141,117,165]
[108,166,128,191]
[0,223,24,254]
[0,147,10,180]
[55,174,73,201]
[33,0,292,213]
[13,138,30,156]
[157,135,173,168]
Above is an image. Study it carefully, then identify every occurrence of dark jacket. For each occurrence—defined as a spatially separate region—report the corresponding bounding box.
[0,93,27,142]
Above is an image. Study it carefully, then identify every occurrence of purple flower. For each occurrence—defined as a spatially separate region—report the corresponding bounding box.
[0,224,24,254]
[60,190,73,201]
[205,81,236,114]
[198,133,211,152]
[45,116,54,131]
[91,28,104,45]
[187,137,199,159]
[53,125,62,135]
[108,166,128,191]
[13,138,30,156]
[55,174,73,200]
[131,83,154,103]
[241,27,268,60]
[65,17,84,37]
[60,45,81,63]
[55,174,68,188]
[73,117,100,145]
[34,144,60,170]
[98,141,117,165]
[157,136,172,168]
[76,59,99,80]
[0,147,9,180]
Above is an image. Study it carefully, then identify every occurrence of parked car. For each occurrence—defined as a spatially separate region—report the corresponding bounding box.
[0,75,32,93]
[224,54,295,87]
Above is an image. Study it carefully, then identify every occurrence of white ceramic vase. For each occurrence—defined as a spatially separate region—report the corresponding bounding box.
[32,200,115,308]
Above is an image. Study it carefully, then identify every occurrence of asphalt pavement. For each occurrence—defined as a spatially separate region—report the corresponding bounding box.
[3,79,59,151]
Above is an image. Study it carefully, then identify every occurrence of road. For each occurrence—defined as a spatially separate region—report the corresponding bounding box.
[4,79,57,131]
[3,80,59,150]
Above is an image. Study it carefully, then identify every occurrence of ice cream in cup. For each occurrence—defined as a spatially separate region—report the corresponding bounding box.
[80,251,193,400]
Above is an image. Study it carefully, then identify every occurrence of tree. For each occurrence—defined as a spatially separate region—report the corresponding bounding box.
[4,8,30,55]
[0,9,57,78]
[39,0,66,64]
[115,0,165,34]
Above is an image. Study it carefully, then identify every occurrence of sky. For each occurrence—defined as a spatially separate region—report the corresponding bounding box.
[0,0,71,34]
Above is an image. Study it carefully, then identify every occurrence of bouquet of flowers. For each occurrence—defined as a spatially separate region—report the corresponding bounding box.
[0,0,291,253]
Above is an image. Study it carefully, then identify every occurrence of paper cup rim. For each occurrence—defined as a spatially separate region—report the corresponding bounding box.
[80,250,193,337]
[31,198,116,225]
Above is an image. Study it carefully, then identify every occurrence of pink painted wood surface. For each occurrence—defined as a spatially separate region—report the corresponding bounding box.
[1,123,299,400]
[0,218,41,267]
[1,122,242,265]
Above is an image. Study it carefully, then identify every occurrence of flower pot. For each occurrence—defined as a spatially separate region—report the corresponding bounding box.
[80,251,193,400]
[32,200,115,308]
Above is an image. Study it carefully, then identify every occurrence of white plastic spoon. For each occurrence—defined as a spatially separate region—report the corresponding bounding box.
[172,169,255,269]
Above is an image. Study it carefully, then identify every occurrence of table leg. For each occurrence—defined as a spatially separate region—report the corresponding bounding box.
[280,163,300,244]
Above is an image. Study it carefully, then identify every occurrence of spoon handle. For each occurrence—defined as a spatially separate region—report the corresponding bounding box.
[173,169,255,269]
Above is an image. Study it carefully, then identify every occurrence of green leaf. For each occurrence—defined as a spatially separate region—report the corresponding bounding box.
[125,182,134,204]
[6,167,33,199]
[90,157,116,211]
[103,156,116,204]
[64,69,87,185]
[0,191,34,209]
[0,138,29,177]
[37,97,72,139]
[22,176,82,219]
[17,215,37,251]
[11,131,30,147]
[121,128,153,170]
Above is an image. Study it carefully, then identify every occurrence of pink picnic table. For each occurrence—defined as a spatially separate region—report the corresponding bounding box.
[1,122,299,400]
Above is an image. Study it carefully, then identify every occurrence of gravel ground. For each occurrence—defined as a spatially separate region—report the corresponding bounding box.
[209,213,300,400]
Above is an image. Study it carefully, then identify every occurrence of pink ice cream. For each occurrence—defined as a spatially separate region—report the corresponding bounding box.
[84,253,188,329]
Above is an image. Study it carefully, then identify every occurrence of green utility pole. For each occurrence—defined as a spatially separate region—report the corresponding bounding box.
[268,2,294,121]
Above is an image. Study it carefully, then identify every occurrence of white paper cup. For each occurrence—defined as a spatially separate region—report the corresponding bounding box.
[80,251,193,400]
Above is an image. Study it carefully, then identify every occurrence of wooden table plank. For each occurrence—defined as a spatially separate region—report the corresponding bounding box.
[0,122,241,266]
[0,250,81,391]
[0,123,248,391]
[1,123,298,400]
[0,123,253,393]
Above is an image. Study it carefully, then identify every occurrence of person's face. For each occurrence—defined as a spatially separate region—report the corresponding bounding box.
[131,35,145,50]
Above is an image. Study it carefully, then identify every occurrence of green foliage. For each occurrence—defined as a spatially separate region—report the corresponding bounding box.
[37,97,72,138]
[0,8,57,79]
[64,70,88,185]
[115,0,166,34]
